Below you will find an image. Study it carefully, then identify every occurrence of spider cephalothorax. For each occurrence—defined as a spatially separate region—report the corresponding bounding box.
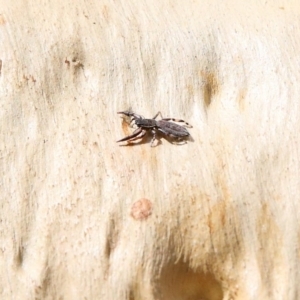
[117,111,192,147]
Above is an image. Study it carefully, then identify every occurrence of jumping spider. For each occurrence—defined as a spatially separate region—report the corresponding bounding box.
[117,111,192,147]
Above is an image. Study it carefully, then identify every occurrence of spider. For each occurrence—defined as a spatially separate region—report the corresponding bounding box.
[117,111,192,147]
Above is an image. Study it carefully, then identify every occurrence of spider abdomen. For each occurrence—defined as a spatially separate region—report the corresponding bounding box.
[156,120,190,137]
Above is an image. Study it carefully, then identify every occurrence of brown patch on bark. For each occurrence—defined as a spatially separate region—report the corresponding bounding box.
[102,5,110,22]
[0,15,5,26]
[237,88,247,112]
[200,71,219,108]
[131,199,152,220]
[155,260,223,300]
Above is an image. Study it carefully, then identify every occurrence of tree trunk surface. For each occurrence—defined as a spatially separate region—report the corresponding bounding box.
[0,1,299,299]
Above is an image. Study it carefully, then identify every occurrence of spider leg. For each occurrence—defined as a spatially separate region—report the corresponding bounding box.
[172,138,187,145]
[124,129,147,142]
[152,111,163,119]
[150,129,159,147]
[153,112,192,128]
[117,127,143,143]
[166,134,187,145]
[161,118,192,128]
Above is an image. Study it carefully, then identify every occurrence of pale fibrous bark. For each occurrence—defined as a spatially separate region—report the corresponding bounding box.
[0,1,299,299]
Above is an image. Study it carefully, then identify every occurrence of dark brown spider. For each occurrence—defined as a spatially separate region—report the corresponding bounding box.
[117,111,192,147]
